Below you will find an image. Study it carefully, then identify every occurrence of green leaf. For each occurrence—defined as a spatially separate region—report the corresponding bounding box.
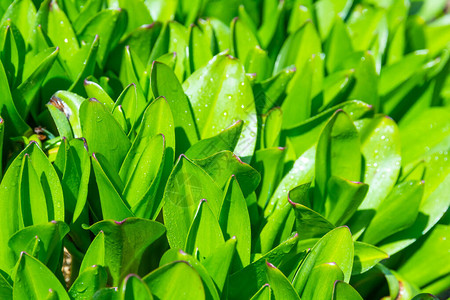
[325,17,353,73]
[162,155,222,249]
[79,231,105,274]
[47,103,74,139]
[397,225,450,289]
[122,134,165,218]
[202,237,237,294]
[192,151,261,198]
[0,269,11,300]
[257,200,293,254]
[363,180,424,245]
[257,0,284,48]
[92,287,117,300]
[325,176,368,226]
[231,17,259,64]
[250,284,271,300]
[150,61,199,153]
[301,263,344,300]
[117,22,162,74]
[0,60,29,137]
[40,0,80,77]
[219,176,251,267]
[143,261,205,300]
[245,46,271,82]
[283,100,373,158]
[411,294,439,300]
[376,264,420,300]
[166,21,189,80]
[14,47,59,119]
[91,153,133,221]
[274,22,321,75]
[185,120,243,159]
[185,199,225,261]
[0,116,3,176]
[253,67,296,116]
[8,221,69,271]
[118,45,147,106]
[255,147,286,208]
[321,70,355,111]
[347,51,379,109]
[117,0,152,34]
[333,281,363,300]
[399,108,450,165]
[0,20,25,87]
[78,8,126,68]
[229,233,299,300]
[263,107,283,148]
[315,110,361,215]
[1,0,37,42]
[145,0,177,21]
[23,142,65,223]
[49,90,86,138]
[183,53,257,160]
[379,50,429,96]
[68,265,108,300]
[188,20,214,73]
[347,4,384,52]
[282,53,324,128]
[349,115,401,237]
[13,253,70,300]
[84,79,115,114]
[114,84,142,131]
[19,154,48,227]
[290,197,335,240]
[62,139,91,228]
[69,35,100,95]
[292,226,353,291]
[265,146,316,217]
[159,249,220,300]
[71,0,103,32]
[209,18,231,53]
[266,263,300,300]
[80,98,131,173]
[352,242,389,275]
[118,274,153,300]
[84,218,166,286]
[292,238,388,277]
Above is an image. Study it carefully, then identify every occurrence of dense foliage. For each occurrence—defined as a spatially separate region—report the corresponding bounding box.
[0,0,448,299]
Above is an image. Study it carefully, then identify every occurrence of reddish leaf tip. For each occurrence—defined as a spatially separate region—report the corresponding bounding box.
[287,197,297,207]
[266,262,276,268]
[115,219,127,225]
[140,23,152,29]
